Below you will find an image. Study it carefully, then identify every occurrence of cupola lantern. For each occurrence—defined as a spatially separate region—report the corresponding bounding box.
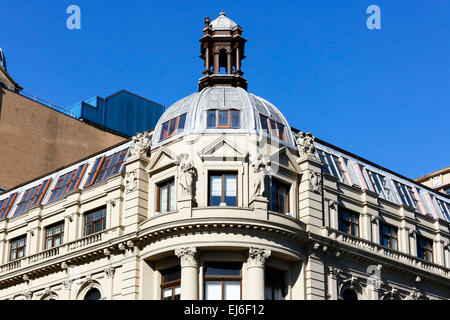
[198,11,247,91]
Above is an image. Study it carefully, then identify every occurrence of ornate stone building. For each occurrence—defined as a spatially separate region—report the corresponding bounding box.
[0,12,448,300]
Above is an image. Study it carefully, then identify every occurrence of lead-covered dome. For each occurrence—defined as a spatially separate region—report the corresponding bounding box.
[151,86,296,149]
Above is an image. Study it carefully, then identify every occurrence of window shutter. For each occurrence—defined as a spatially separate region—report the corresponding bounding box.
[84,156,105,188]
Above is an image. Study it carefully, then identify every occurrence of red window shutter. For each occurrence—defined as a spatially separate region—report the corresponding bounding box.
[36,179,52,205]
[74,164,88,190]
[84,156,105,188]
[0,193,18,218]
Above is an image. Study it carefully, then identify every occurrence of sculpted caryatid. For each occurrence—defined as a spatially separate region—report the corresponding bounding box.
[179,153,196,199]
[252,154,271,198]
[130,131,152,158]
[296,131,317,158]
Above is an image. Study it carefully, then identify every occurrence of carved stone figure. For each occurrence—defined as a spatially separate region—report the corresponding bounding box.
[309,170,322,194]
[296,131,317,158]
[129,131,152,158]
[178,153,196,199]
[251,154,271,198]
[125,170,137,193]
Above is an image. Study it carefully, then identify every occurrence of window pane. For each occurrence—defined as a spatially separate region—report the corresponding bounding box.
[391,238,398,250]
[94,211,101,221]
[259,114,269,133]
[168,119,177,136]
[160,185,168,213]
[210,176,222,206]
[46,239,52,249]
[174,286,181,300]
[279,184,286,213]
[273,288,283,300]
[205,262,241,276]
[162,267,181,283]
[160,121,169,141]
[278,124,286,141]
[54,236,61,247]
[231,110,240,128]
[94,221,101,233]
[177,114,186,132]
[86,224,92,235]
[207,111,216,128]
[218,110,228,126]
[270,183,278,212]
[264,287,272,300]
[225,175,236,206]
[85,213,92,223]
[169,182,175,211]
[224,281,240,300]
[162,288,172,300]
[205,281,222,300]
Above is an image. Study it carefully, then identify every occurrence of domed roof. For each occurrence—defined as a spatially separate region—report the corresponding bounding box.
[151,86,296,149]
[209,11,238,31]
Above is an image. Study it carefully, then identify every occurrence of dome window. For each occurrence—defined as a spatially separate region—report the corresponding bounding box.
[160,113,187,142]
[259,114,287,142]
[206,110,240,129]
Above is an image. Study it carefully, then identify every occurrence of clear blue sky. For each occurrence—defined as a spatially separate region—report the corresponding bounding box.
[1,1,448,179]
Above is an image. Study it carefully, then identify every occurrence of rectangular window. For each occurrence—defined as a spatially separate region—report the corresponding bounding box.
[436,199,450,221]
[379,222,398,250]
[160,267,181,300]
[338,207,359,237]
[14,179,52,216]
[209,173,237,206]
[417,236,433,262]
[259,114,269,134]
[160,114,187,141]
[270,179,290,214]
[84,207,107,236]
[207,110,240,129]
[0,193,18,219]
[204,262,242,300]
[157,179,175,213]
[45,221,64,249]
[49,164,88,203]
[10,236,26,261]
[84,149,129,188]
[268,119,287,142]
[264,268,286,300]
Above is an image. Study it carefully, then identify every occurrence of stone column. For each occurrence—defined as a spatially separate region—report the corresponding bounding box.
[175,247,199,300]
[213,52,219,74]
[235,46,240,72]
[246,247,271,300]
[226,51,231,74]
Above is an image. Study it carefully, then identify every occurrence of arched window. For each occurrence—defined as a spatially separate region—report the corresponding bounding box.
[341,288,358,301]
[84,288,101,300]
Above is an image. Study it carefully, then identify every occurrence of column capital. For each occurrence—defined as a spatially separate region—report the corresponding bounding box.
[247,247,271,268]
[175,247,198,268]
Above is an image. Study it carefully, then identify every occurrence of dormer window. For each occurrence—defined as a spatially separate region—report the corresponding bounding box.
[207,109,240,129]
[160,113,187,142]
[259,114,287,142]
